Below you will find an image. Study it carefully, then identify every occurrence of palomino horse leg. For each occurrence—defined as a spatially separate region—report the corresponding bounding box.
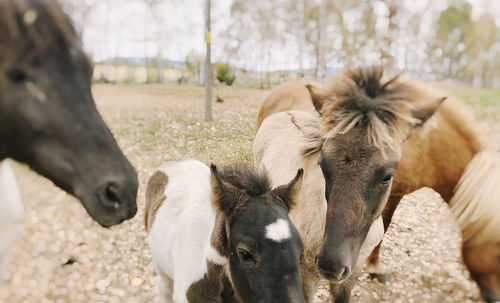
[366,195,403,282]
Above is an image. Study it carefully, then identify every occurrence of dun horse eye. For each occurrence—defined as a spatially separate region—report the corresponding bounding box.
[237,248,254,262]
[7,69,29,84]
[381,173,394,184]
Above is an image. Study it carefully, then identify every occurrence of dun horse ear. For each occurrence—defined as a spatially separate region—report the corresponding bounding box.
[306,84,330,115]
[413,96,447,124]
[271,168,304,211]
[210,164,238,215]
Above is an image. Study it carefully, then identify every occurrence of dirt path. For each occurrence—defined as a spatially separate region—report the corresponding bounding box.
[0,84,497,302]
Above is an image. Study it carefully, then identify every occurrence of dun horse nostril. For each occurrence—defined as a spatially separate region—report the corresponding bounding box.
[339,266,350,280]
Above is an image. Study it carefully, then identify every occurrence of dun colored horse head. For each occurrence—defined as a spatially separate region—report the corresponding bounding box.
[304,66,445,282]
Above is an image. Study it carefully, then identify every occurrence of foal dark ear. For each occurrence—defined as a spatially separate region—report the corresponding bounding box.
[271,168,304,211]
[210,164,240,215]
[412,96,446,124]
[306,83,330,115]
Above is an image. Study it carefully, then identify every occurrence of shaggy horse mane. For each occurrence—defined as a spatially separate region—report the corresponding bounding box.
[0,0,78,66]
[217,163,271,197]
[303,66,424,155]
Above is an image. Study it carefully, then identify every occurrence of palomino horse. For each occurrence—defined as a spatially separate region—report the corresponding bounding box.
[145,160,305,303]
[0,0,138,269]
[256,75,500,302]
[255,80,322,132]
[255,110,386,302]
[254,66,444,302]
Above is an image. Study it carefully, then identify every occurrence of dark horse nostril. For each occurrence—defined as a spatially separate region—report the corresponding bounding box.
[105,183,121,209]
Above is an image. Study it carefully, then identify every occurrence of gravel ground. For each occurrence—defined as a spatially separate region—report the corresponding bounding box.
[1,84,498,303]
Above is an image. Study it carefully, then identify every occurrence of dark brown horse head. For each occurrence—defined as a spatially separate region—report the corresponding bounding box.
[210,164,305,303]
[304,66,445,283]
[0,0,138,227]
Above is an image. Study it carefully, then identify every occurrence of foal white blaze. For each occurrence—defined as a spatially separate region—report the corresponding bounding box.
[266,218,291,242]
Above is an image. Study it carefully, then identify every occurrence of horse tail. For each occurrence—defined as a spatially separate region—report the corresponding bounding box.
[449,150,500,245]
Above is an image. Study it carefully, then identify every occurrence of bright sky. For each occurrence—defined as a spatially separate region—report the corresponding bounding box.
[78,0,500,69]
[82,0,231,62]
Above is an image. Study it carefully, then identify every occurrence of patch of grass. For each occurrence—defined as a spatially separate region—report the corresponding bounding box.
[453,89,500,106]
[94,84,263,174]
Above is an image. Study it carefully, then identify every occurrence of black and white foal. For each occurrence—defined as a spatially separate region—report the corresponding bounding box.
[145,160,306,303]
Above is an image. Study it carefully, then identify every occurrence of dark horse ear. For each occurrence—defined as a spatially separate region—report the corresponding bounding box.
[210,164,240,216]
[271,168,304,211]
[413,96,447,124]
[306,83,330,115]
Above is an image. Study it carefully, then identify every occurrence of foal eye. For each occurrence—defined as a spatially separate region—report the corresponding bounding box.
[381,173,394,184]
[237,248,254,262]
[7,69,29,84]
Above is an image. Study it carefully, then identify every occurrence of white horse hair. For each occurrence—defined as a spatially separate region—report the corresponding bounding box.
[0,160,24,277]
[147,160,220,303]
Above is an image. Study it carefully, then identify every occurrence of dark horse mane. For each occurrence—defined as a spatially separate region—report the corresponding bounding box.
[217,163,271,197]
[0,0,78,67]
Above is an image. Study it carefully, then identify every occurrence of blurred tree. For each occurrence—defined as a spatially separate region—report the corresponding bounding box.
[60,0,98,36]
[465,13,497,87]
[144,0,164,83]
[186,51,203,84]
[432,2,473,78]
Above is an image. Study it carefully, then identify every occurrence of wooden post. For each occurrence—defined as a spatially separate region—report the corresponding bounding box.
[204,0,212,121]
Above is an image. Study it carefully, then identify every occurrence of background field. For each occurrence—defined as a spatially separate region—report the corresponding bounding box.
[1,84,499,303]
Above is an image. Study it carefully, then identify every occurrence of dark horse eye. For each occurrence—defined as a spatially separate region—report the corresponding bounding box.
[381,173,394,184]
[237,248,254,262]
[7,68,29,84]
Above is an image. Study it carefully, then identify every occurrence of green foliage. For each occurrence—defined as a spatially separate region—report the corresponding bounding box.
[216,63,236,86]
[454,89,500,106]
[437,2,473,44]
